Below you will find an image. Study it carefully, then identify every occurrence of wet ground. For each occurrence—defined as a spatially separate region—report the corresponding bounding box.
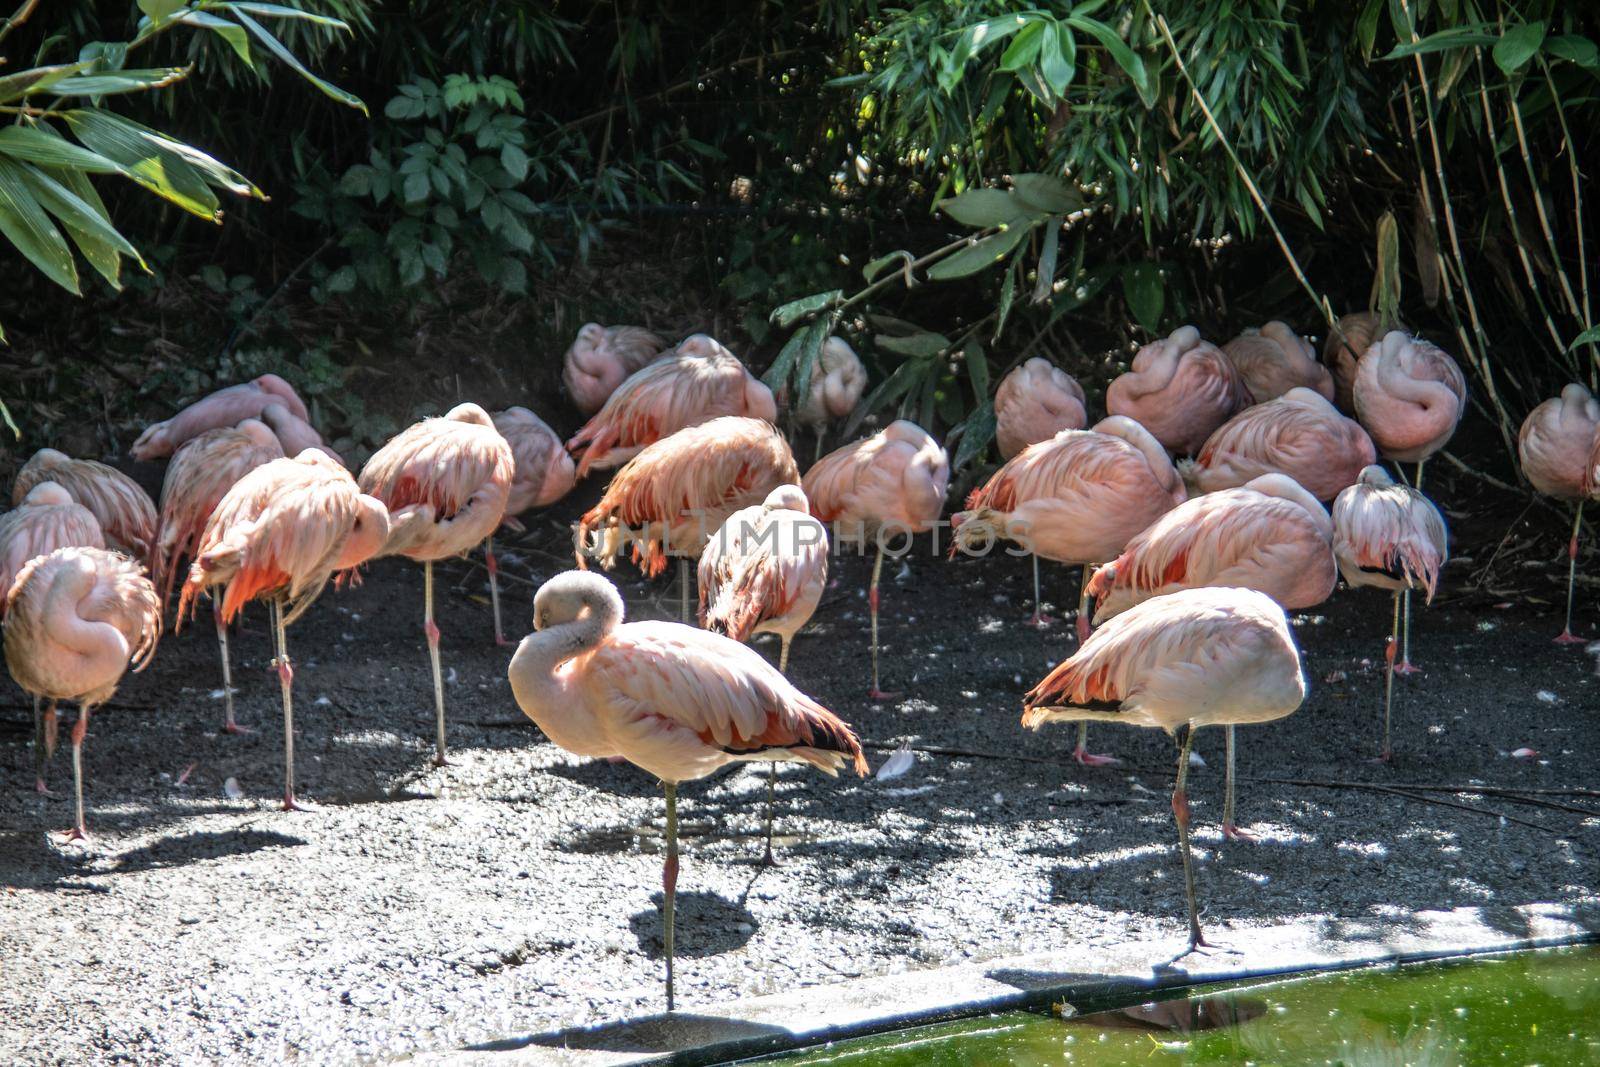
[2,484,1598,1064]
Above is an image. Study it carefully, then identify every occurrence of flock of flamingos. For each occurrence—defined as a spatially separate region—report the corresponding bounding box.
[3,311,1598,1010]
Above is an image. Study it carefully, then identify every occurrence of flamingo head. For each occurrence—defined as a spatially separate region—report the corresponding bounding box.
[20,480,73,507]
[334,494,392,570]
[443,403,495,428]
[763,484,809,513]
[533,569,624,632]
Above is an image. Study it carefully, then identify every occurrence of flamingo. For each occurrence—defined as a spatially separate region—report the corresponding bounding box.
[1517,384,1600,643]
[1180,387,1377,502]
[130,374,310,461]
[153,419,285,733]
[486,406,577,646]
[803,420,948,699]
[1023,586,1306,955]
[698,483,829,862]
[1220,321,1335,403]
[1332,465,1448,761]
[562,323,669,416]
[953,416,1184,764]
[1106,326,1252,455]
[577,416,799,620]
[1322,311,1386,414]
[3,546,161,841]
[1084,473,1335,837]
[259,402,343,466]
[994,357,1088,460]
[1352,330,1465,672]
[566,334,777,478]
[0,482,106,792]
[508,569,867,1010]
[179,450,389,808]
[793,337,868,458]
[359,404,514,766]
[13,448,156,564]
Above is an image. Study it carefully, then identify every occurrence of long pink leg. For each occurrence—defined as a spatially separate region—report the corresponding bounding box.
[33,697,57,795]
[1379,590,1400,762]
[867,544,900,701]
[1172,726,1210,955]
[1072,565,1117,766]
[275,600,308,812]
[61,705,91,843]
[215,599,249,734]
[1028,555,1054,628]
[1221,725,1257,841]
[426,560,449,766]
[487,537,511,647]
[662,781,680,1012]
[1556,503,1586,644]
[1394,460,1424,674]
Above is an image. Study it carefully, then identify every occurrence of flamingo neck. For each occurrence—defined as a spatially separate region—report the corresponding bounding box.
[507,589,620,758]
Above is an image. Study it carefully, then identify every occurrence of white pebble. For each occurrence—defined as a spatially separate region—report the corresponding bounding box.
[223,777,244,800]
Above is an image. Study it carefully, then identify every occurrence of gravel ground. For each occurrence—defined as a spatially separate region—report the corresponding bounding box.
[2,480,1598,1064]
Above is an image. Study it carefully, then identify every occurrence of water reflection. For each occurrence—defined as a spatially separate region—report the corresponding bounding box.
[1064,994,1266,1035]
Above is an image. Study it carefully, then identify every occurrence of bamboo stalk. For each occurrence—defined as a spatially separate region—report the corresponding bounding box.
[1538,57,1596,387]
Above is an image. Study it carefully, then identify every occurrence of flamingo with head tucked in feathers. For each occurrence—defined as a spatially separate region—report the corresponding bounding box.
[794,337,868,459]
[562,323,669,416]
[131,375,310,461]
[1518,384,1600,644]
[1106,326,1251,455]
[1181,387,1376,503]
[1322,311,1386,414]
[13,449,155,564]
[994,357,1088,460]
[1221,321,1333,403]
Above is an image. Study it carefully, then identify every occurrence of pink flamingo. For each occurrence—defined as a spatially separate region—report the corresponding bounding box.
[4,546,161,841]
[486,406,577,646]
[359,404,514,766]
[1221,321,1334,403]
[793,337,868,458]
[567,334,777,478]
[508,569,867,1010]
[562,323,669,416]
[1106,326,1252,455]
[13,449,156,564]
[180,450,390,808]
[698,483,829,862]
[0,482,106,792]
[153,419,285,732]
[1332,465,1448,761]
[1322,311,1386,414]
[578,416,799,618]
[1181,387,1377,502]
[260,403,343,466]
[1518,384,1600,643]
[803,420,948,699]
[1084,473,1334,837]
[953,416,1184,763]
[131,375,310,461]
[1023,586,1306,956]
[1352,330,1465,672]
[994,357,1088,460]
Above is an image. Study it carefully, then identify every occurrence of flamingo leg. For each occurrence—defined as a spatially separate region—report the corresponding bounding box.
[1395,459,1424,674]
[1221,725,1256,841]
[32,696,57,795]
[662,780,679,1012]
[867,544,899,700]
[761,634,794,865]
[1172,724,1208,954]
[1381,589,1400,762]
[425,560,449,767]
[60,704,91,842]
[487,536,510,647]
[1075,562,1093,644]
[679,557,690,624]
[1556,502,1586,644]
[215,598,248,734]
[1071,565,1118,767]
[1028,555,1054,628]
[274,600,307,811]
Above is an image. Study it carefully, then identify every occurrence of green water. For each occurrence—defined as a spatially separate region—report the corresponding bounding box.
[757,946,1600,1065]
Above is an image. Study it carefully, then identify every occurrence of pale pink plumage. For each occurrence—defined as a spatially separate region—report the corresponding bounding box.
[1181,387,1377,502]
[153,419,284,602]
[1106,326,1252,455]
[1518,384,1600,501]
[493,406,576,518]
[794,337,867,432]
[1587,428,1600,499]
[562,323,669,416]
[0,483,105,613]
[994,357,1088,460]
[1353,331,1467,464]
[1087,473,1336,624]
[260,403,343,466]
[1221,321,1334,403]
[802,420,949,535]
[13,448,156,564]
[1331,465,1448,601]
[698,485,828,657]
[580,416,800,578]
[130,375,310,460]
[1323,312,1386,413]
[566,334,777,478]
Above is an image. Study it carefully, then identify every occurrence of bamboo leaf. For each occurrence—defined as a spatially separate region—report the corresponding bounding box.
[963,338,990,400]
[877,331,950,357]
[791,320,832,409]
[937,187,1026,228]
[1493,20,1546,74]
[18,161,142,283]
[763,318,829,391]
[228,7,368,114]
[1010,173,1081,215]
[1545,35,1599,69]
[953,401,997,469]
[0,158,79,294]
[1033,215,1061,304]
[0,62,90,104]
[926,225,1032,280]
[1067,16,1154,107]
[221,2,352,30]
[0,125,124,173]
[863,250,912,283]
[47,67,192,96]
[1122,261,1164,333]
[1382,24,1497,60]
[994,263,1016,342]
[137,0,188,19]
[769,288,842,328]
[50,164,137,287]
[177,10,254,67]
[64,108,223,220]
[1567,326,1600,352]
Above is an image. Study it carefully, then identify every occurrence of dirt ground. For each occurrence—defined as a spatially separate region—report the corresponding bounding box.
[2,470,1598,1065]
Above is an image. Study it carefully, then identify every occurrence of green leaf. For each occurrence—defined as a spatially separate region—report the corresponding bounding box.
[1546,35,1599,68]
[937,188,1026,228]
[137,0,188,21]
[1382,24,1498,60]
[64,110,218,220]
[953,401,997,469]
[792,320,832,403]
[963,338,990,400]
[1356,0,1383,60]
[1033,215,1061,304]
[48,68,192,96]
[0,63,91,104]
[178,11,254,67]
[770,289,842,329]
[1039,23,1076,97]
[402,171,429,203]
[877,331,951,358]
[0,159,80,294]
[863,250,912,283]
[222,2,351,30]
[0,126,124,174]
[500,142,529,181]
[927,225,1032,281]
[1010,173,1081,215]
[49,165,134,288]
[999,21,1046,72]
[1567,326,1600,352]
[16,161,141,278]
[1122,261,1164,333]
[1494,20,1547,74]
[762,318,828,390]
[994,265,1016,342]
[1067,16,1154,107]
[0,395,17,439]
[228,7,368,114]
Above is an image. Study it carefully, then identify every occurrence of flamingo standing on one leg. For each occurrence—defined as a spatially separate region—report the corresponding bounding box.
[803,420,948,700]
[359,404,513,766]
[13,449,156,564]
[1106,326,1252,455]
[578,416,800,621]
[509,570,867,1011]
[1331,465,1448,761]
[0,483,106,792]
[567,334,776,478]
[793,337,867,460]
[1023,586,1306,956]
[698,483,829,862]
[153,419,285,733]
[1084,473,1335,836]
[179,450,390,808]
[1180,388,1375,503]
[1352,330,1465,673]
[953,416,1185,764]
[131,374,311,460]
[487,406,576,645]
[994,357,1089,626]
[1221,321,1334,403]
[4,546,161,841]
[562,323,669,416]
[1517,384,1600,643]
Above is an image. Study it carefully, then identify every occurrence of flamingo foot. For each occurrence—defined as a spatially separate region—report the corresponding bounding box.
[431,754,451,768]
[34,778,55,797]
[1072,746,1120,767]
[282,791,313,813]
[1028,612,1056,629]
[1392,659,1420,676]
[1222,822,1260,843]
[760,845,778,868]
[495,635,514,648]
[867,688,902,702]
[221,721,254,735]
[1554,630,1587,646]
[57,825,90,844]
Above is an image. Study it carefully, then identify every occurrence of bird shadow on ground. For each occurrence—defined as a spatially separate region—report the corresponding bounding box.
[464,1012,789,1056]
[103,828,306,874]
[629,889,758,959]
